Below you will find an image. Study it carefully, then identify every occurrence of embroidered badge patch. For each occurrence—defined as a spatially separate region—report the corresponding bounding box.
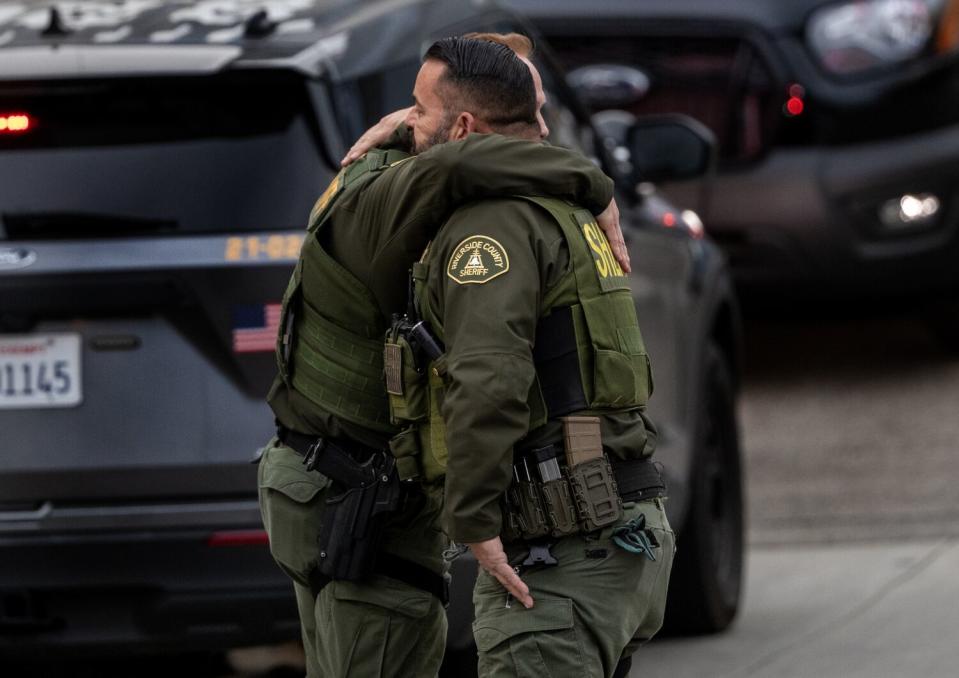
[308,172,342,225]
[447,235,510,285]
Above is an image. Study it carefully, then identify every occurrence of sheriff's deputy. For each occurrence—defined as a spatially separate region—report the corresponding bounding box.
[398,38,677,678]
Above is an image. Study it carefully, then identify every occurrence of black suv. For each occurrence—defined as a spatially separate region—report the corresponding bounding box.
[0,0,743,661]
[514,0,959,340]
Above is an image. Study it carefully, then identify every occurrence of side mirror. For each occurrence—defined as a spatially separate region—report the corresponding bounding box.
[626,115,717,184]
[567,64,650,109]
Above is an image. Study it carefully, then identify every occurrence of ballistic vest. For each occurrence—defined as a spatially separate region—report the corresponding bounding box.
[385,195,653,482]
[275,148,412,435]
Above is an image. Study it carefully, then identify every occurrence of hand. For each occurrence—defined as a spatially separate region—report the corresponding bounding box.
[340,106,413,167]
[468,536,534,609]
[596,198,631,274]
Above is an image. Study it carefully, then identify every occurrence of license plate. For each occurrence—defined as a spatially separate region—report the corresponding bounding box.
[0,333,82,409]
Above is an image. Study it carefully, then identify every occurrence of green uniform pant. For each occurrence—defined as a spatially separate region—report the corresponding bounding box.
[471,499,675,678]
[257,440,448,678]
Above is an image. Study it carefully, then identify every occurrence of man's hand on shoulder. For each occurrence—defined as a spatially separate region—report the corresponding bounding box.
[468,537,534,609]
[341,106,413,166]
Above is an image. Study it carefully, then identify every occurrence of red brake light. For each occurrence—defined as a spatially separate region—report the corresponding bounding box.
[784,83,806,117]
[207,529,270,547]
[0,113,32,134]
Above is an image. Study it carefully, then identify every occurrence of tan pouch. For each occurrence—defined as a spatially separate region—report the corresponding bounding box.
[385,335,428,424]
[568,455,623,532]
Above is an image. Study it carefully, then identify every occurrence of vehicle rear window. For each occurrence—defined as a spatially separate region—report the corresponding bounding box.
[0,71,330,239]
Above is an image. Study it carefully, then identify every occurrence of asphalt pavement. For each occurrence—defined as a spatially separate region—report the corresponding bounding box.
[632,308,959,678]
[635,538,959,678]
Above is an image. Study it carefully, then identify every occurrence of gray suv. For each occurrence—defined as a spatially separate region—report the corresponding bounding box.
[0,0,743,662]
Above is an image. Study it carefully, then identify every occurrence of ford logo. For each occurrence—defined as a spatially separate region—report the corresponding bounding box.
[0,247,37,269]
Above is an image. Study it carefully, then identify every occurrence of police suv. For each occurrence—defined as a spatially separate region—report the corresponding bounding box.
[0,0,744,664]
[513,0,959,345]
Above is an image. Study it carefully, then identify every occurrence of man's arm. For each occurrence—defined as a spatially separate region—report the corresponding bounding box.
[385,132,615,216]
[429,200,553,608]
[347,121,630,271]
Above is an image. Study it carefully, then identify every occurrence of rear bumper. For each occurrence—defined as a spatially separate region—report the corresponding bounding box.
[0,528,298,654]
[687,121,959,298]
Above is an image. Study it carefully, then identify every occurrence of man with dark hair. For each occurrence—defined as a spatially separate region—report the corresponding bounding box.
[414,37,539,148]
[390,40,677,678]
[258,36,629,678]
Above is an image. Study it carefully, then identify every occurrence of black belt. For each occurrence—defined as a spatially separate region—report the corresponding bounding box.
[279,426,449,605]
[277,425,377,462]
[611,458,667,502]
[277,425,380,486]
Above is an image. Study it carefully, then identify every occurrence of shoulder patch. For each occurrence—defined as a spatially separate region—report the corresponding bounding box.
[446,235,510,285]
[308,172,342,225]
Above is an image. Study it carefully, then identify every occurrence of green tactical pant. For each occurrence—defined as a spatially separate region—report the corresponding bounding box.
[257,439,448,678]
[472,498,675,678]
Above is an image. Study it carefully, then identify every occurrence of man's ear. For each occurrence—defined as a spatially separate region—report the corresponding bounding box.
[448,111,477,141]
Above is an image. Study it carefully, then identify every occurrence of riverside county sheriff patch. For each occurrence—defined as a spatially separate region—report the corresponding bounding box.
[447,235,510,285]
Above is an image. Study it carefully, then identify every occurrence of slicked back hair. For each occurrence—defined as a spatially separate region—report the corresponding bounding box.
[462,31,534,58]
[424,36,537,133]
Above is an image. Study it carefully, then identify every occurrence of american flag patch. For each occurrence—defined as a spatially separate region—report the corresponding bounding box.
[232,303,281,354]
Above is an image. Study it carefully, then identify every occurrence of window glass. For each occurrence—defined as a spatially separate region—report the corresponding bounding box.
[533,55,598,159]
[0,71,329,237]
[333,58,420,141]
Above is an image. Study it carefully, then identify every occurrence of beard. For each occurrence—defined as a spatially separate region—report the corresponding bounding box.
[413,112,454,154]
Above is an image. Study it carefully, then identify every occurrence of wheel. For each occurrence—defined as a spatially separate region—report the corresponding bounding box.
[663,342,744,634]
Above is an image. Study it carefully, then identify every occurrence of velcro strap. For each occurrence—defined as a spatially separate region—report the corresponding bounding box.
[611,458,667,502]
[533,306,588,418]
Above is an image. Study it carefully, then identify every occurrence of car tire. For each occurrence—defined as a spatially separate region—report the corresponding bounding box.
[663,342,744,634]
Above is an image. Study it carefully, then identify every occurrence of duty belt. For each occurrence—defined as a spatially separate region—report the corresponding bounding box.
[276,425,449,605]
[503,445,667,544]
[277,425,379,482]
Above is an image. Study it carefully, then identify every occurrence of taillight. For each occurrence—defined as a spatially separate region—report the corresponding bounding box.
[207,529,270,547]
[0,113,32,134]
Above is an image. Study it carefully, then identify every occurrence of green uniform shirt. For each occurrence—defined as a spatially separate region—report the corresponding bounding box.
[422,199,657,544]
[269,130,615,450]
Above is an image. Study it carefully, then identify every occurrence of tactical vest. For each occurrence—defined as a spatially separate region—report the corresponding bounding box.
[385,195,654,483]
[275,148,412,435]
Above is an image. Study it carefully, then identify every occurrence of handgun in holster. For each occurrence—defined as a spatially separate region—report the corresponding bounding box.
[315,448,403,582]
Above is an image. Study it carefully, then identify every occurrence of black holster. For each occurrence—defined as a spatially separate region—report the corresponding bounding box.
[317,452,402,581]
